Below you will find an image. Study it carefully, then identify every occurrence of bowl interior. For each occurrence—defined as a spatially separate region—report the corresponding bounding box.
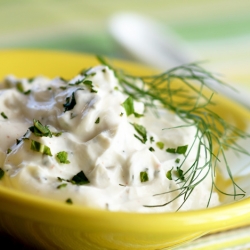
[0,49,250,235]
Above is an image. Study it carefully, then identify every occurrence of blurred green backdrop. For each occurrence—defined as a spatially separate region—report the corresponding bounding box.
[0,0,250,83]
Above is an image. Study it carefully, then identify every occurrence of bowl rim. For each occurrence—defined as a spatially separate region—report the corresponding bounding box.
[1,49,250,234]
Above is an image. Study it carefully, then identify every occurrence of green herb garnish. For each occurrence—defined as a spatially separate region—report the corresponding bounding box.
[166,168,173,180]
[131,123,147,144]
[166,148,176,153]
[57,183,67,189]
[52,132,62,137]
[0,168,4,180]
[29,119,52,137]
[176,167,185,181]
[56,151,70,164]
[7,148,12,154]
[156,141,164,150]
[83,80,97,93]
[16,82,30,95]
[140,171,149,182]
[122,96,134,116]
[175,158,180,163]
[1,112,8,119]
[150,136,155,143]
[30,140,52,156]
[66,198,73,204]
[63,92,76,112]
[95,117,100,124]
[149,147,155,152]
[176,145,188,155]
[71,171,89,185]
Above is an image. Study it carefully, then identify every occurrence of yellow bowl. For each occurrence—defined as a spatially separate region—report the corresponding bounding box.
[1,50,250,250]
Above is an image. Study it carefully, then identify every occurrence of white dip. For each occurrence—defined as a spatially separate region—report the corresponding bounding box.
[0,66,219,212]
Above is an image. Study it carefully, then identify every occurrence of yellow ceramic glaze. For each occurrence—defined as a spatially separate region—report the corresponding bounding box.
[0,50,250,250]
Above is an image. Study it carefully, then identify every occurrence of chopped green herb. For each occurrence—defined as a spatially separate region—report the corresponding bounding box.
[59,77,68,82]
[60,86,67,90]
[95,117,100,124]
[156,142,164,150]
[52,132,62,137]
[16,139,22,145]
[24,90,31,95]
[1,112,8,119]
[28,77,35,83]
[131,123,147,144]
[63,92,76,112]
[29,119,52,137]
[66,198,73,204]
[175,158,180,163]
[120,112,123,117]
[0,168,4,180]
[74,79,83,85]
[71,171,90,185]
[114,86,119,91]
[166,148,176,153]
[166,168,173,180]
[16,82,30,95]
[30,140,52,156]
[176,145,188,155]
[150,136,154,143]
[57,183,67,189]
[122,96,134,116]
[134,112,144,118]
[7,148,12,154]
[149,147,155,152]
[176,167,185,181]
[140,171,149,182]
[16,82,24,92]
[57,177,65,182]
[56,151,70,164]
[47,87,52,90]
[83,80,98,93]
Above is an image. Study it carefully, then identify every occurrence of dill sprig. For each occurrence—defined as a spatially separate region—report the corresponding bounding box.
[97,56,250,210]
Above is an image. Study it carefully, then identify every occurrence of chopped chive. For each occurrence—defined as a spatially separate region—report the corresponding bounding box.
[150,136,154,143]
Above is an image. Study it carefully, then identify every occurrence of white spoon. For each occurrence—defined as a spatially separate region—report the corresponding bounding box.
[108,13,250,109]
